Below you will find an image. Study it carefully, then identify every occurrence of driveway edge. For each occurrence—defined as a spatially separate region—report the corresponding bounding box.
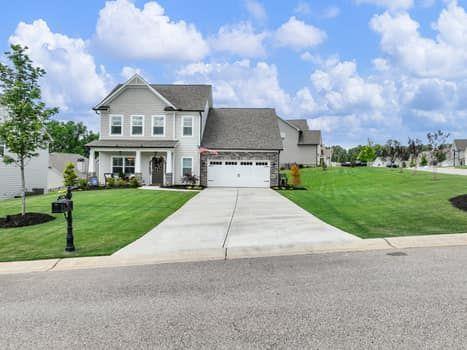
[2,233,467,275]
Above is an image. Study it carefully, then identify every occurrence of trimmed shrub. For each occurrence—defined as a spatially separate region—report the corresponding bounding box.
[63,163,78,187]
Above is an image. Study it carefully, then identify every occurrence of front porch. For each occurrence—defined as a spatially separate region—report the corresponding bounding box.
[88,148,175,187]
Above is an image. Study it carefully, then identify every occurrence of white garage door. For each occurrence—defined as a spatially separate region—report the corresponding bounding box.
[207,160,270,188]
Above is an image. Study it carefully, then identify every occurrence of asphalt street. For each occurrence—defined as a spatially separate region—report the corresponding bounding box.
[1,246,467,349]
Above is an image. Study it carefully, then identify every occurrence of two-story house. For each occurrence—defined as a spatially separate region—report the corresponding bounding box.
[453,139,467,166]
[87,74,283,188]
[277,117,323,167]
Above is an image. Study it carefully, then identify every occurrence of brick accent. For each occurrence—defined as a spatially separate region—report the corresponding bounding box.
[200,151,280,187]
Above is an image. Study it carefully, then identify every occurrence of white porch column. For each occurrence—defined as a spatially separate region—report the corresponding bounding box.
[166,150,172,173]
[88,148,95,175]
[135,150,142,180]
[166,150,173,186]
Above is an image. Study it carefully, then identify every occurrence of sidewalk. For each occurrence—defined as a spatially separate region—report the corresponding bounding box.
[2,233,467,275]
[416,166,467,176]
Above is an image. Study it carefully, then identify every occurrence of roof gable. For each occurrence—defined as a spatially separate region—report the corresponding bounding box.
[454,139,467,151]
[94,74,175,110]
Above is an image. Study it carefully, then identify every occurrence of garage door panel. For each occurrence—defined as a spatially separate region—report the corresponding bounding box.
[208,159,270,188]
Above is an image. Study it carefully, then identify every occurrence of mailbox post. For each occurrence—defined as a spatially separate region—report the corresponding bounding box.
[51,186,75,252]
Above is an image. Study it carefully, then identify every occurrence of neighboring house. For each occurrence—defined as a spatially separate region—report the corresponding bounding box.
[453,139,467,166]
[87,74,282,188]
[418,146,454,167]
[277,118,322,167]
[48,153,89,190]
[0,106,48,199]
[321,146,333,167]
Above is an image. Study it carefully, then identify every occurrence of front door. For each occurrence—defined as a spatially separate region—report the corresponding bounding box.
[151,156,164,185]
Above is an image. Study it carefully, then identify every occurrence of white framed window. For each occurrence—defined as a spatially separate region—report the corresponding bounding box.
[152,115,165,136]
[182,116,193,137]
[181,157,193,176]
[111,156,135,176]
[0,141,5,157]
[109,115,123,136]
[131,115,144,136]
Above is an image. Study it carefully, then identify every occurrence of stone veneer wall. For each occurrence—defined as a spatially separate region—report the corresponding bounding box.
[200,151,280,187]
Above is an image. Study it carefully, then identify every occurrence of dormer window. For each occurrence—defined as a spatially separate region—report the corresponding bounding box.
[152,115,165,136]
[131,115,144,136]
[110,115,123,135]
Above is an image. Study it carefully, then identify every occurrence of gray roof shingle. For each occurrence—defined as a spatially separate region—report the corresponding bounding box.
[151,85,212,111]
[287,119,309,131]
[86,140,178,148]
[299,130,322,145]
[97,84,212,111]
[49,153,88,175]
[454,139,467,151]
[202,108,283,150]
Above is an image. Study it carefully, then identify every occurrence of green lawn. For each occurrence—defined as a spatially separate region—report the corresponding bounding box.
[279,167,467,238]
[0,189,197,262]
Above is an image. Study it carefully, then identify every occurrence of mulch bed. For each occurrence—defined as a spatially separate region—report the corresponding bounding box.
[0,212,56,228]
[449,195,467,212]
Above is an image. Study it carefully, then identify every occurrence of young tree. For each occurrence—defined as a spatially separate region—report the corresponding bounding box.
[420,154,428,166]
[0,45,58,215]
[357,144,376,163]
[384,139,401,168]
[427,130,450,179]
[407,138,423,174]
[290,164,301,187]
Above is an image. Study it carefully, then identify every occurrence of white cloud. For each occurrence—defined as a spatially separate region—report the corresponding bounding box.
[9,19,110,112]
[300,51,314,61]
[95,0,209,61]
[322,6,341,19]
[209,22,268,58]
[355,0,414,11]
[274,17,326,50]
[370,2,467,79]
[372,58,390,71]
[310,60,386,112]
[176,60,293,114]
[245,0,267,21]
[120,66,143,80]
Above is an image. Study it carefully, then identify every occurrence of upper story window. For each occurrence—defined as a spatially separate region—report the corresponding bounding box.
[182,116,193,137]
[110,115,123,135]
[152,115,165,136]
[131,115,144,136]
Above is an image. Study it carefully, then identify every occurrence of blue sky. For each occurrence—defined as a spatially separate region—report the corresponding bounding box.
[1,0,466,147]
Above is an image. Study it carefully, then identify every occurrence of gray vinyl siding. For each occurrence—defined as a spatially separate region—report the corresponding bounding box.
[0,148,49,199]
[277,118,319,166]
[100,86,174,140]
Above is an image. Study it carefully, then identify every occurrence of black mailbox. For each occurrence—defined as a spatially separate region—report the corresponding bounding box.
[52,199,73,214]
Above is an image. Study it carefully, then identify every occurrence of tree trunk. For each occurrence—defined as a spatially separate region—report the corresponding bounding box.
[20,157,26,216]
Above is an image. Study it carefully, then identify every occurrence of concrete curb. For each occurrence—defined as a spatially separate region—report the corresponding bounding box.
[1,233,467,275]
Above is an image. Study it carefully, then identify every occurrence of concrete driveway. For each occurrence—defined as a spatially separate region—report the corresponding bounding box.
[114,188,358,258]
